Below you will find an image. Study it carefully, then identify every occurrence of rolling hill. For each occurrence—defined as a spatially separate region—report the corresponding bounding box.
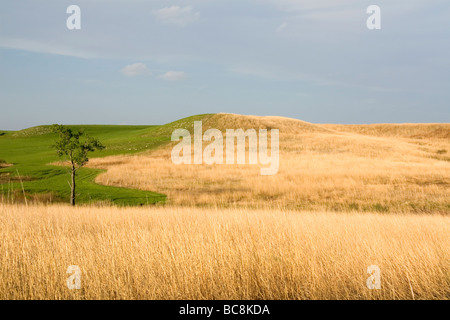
[1,113,449,211]
[89,113,449,213]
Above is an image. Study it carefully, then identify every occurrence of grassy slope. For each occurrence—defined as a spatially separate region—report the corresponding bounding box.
[0,114,213,205]
[88,113,450,212]
[1,113,448,209]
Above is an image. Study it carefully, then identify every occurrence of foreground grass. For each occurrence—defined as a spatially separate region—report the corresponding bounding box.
[0,204,448,300]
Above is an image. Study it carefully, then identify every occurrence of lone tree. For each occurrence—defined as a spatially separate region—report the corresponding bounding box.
[52,125,105,206]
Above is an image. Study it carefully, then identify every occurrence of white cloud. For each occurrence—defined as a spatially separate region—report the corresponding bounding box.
[277,22,287,32]
[121,63,150,77]
[159,71,188,81]
[153,6,199,26]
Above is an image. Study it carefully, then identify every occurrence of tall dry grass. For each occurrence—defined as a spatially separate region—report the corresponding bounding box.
[0,203,448,300]
[88,114,450,212]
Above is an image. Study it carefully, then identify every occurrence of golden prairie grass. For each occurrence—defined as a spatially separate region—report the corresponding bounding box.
[88,114,450,212]
[3,114,447,300]
[0,203,448,300]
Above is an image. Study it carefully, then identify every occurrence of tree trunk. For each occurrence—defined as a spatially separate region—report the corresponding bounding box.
[70,165,76,206]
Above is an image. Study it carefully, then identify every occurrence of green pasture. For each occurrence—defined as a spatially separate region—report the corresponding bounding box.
[0,114,213,206]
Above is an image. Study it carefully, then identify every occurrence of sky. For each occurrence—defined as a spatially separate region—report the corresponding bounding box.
[0,0,449,130]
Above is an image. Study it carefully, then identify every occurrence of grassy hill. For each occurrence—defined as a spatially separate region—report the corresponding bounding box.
[0,116,212,205]
[89,113,449,213]
[1,113,449,211]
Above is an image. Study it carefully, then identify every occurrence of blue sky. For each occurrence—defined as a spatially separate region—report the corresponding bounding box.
[1,0,449,130]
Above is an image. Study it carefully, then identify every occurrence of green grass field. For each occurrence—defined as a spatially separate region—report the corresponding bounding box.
[0,114,213,206]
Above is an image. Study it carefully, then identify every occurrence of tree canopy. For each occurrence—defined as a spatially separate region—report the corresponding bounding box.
[52,124,104,168]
